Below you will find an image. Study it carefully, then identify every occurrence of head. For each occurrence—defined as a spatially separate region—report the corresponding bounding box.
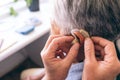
[51,0,120,41]
[50,0,120,62]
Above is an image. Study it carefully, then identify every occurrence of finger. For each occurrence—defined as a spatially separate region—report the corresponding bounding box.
[92,37,117,57]
[46,36,74,56]
[92,37,113,48]
[43,35,62,50]
[84,38,97,62]
[64,42,80,65]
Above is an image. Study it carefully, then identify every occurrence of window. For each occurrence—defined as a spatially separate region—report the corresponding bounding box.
[0,0,26,20]
[0,0,14,7]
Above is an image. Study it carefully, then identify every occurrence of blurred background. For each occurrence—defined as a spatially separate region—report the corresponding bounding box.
[0,0,51,80]
[0,0,120,80]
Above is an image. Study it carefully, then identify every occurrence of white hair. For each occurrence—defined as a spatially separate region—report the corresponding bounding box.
[51,0,83,35]
[50,0,120,41]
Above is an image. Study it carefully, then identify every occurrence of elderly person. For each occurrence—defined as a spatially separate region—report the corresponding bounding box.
[21,0,120,80]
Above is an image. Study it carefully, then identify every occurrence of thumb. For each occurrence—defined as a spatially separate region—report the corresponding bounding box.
[64,43,80,64]
[84,38,96,62]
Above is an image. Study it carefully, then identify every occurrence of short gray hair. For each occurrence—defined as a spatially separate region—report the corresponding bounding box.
[53,0,120,41]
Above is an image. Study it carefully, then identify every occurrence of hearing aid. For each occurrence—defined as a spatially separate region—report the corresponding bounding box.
[71,29,89,45]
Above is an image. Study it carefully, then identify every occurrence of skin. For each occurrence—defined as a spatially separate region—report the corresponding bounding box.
[25,21,120,80]
[41,36,120,80]
[41,22,120,80]
[22,22,61,80]
[41,35,80,80]
[82,37,120,80]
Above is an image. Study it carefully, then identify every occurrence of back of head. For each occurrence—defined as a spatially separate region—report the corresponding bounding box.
[53,0,120,41]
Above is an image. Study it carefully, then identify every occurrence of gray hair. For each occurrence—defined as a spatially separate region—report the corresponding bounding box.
[53,0,81,35]
[52,0,120,41]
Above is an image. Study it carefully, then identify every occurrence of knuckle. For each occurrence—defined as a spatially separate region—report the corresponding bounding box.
[107,41,114,45]
[49,35,60,40]
[110,42,114,46]
[49,35,55,40]
[52,38,59,44]
[40,50,47,59]
[108,42,115,48]
[40,53,44,59]
[40,50,44,57]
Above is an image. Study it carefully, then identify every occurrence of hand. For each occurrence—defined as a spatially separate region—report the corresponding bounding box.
[41,35,80,80]
[22,69,45,80]
[82,37,120,80]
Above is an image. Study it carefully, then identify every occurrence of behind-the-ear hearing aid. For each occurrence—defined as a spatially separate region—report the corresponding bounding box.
[71,29,89,45]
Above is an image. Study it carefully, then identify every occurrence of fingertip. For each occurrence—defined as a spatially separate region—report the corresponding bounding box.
[73,42,80,51]
[84,38,91,47]
[85,37,92,43]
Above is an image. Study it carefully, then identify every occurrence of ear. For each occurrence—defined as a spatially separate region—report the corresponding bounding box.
[51,21,60,35]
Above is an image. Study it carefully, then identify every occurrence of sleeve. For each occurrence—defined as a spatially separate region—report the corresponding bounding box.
[65,62,84,80]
